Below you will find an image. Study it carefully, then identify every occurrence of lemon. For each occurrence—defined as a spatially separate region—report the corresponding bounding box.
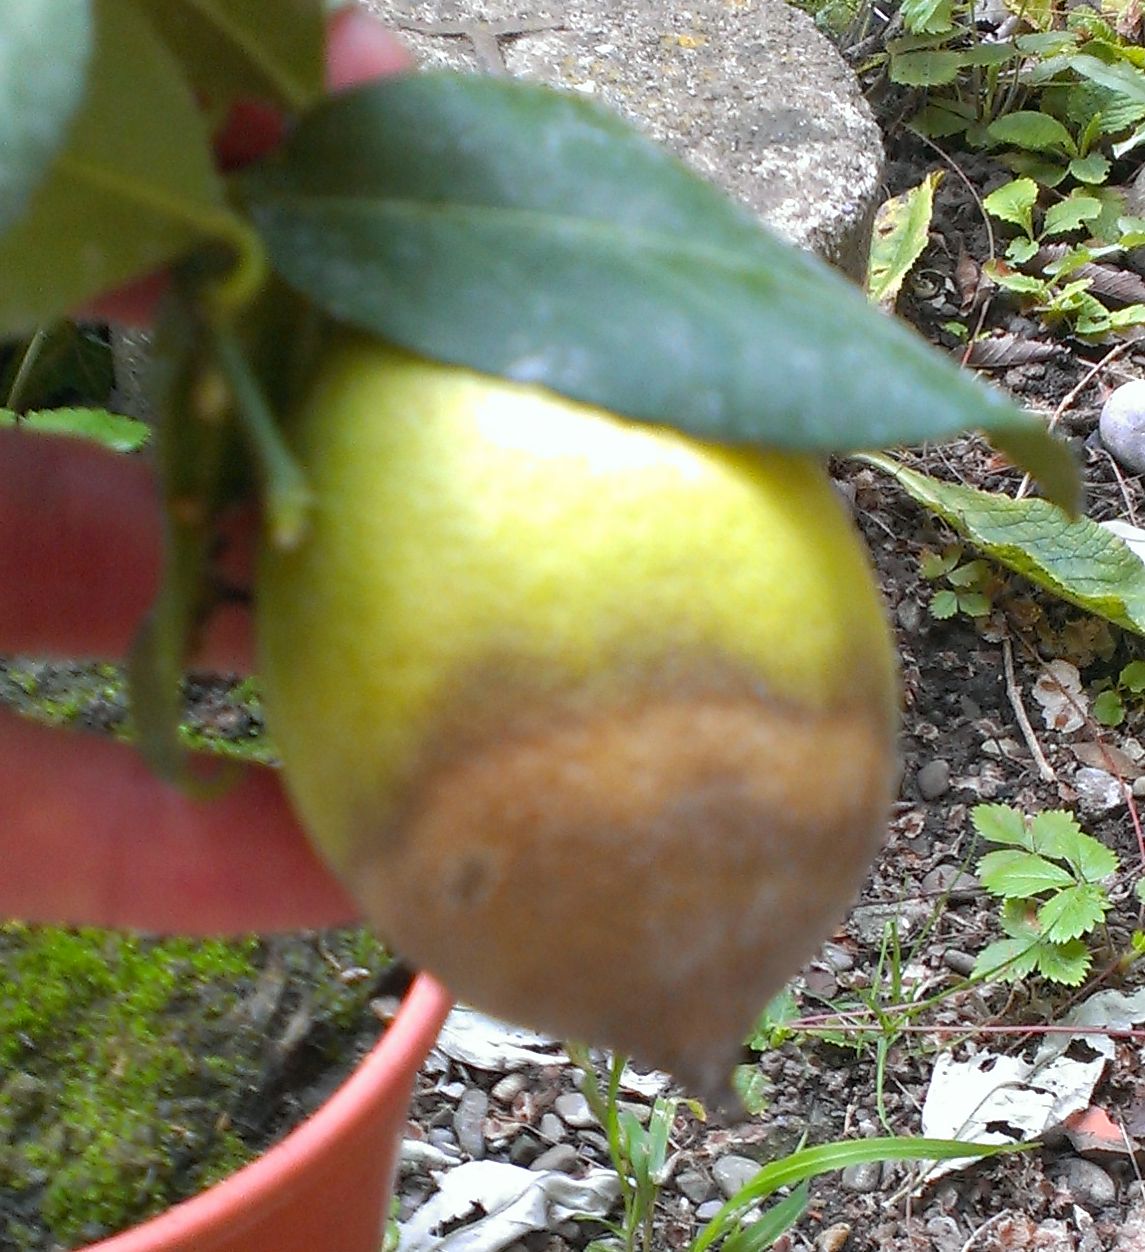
[257,334,897,1099]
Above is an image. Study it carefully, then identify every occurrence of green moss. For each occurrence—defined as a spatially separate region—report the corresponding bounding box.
[0,925,392,1248]
[0,926,262,1245]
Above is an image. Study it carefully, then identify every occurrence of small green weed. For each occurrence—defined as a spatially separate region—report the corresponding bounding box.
[920,544,1002,619]
[568,1043,1018,1252]
[1091,658,1145,725]
[970,802,1122,986]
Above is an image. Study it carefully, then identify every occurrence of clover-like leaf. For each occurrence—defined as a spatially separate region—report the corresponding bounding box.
[973,803,1034,849]
[978,849,1074,897]
[1037,883,1109,943]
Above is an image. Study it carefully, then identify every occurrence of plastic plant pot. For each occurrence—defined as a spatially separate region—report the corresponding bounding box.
[83,973,453,1252]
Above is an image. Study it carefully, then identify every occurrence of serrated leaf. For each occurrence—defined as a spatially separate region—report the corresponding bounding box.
[983,178,1038,236]
[1026,807,1081,852]
[920,547,959,578]
[1069,153,1112,184]
[890,49,964,86]
[1028,812,1089,874]
[1121,659,1145,691]
[243,72,1078,509]
[1044,195,1103,237]
[0,407,149,453]
[929,588,959,619]
[1033,939,1091,985]
[1003,152,1069,188]
[1037,883,1109,942]
[958,591,993,616]
[901,0,955,34]
[947,558,988,586]
[135,0,325,112]
[0,0,259,336]
[0,2,93,236]
[973,803,1033,848]
[973,937,1042,981]
[978,849,1075,897]
[860,455,1145,634]
[1070,54,1145,107]
[1007,237,1040,264]
[868,171,942,307]
[988,111,1077,155]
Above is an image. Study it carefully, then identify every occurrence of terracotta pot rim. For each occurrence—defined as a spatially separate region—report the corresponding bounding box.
[83,971,453,1252]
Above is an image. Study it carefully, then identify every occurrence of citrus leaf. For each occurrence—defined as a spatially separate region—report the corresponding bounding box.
[860,455,1145,633]
[867,171,942,307]
[978,849,1074,897]
[1037,884,1109,942]
[0,2,93,236]
[988,111,1077,155]
[135,0,325,112]
[0,407,149,453]
[972,803,1033,849]
[244,73,1079,508]
[0,0,260,336]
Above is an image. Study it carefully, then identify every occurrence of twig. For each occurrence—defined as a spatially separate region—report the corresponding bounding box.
[959,1211,1009,1252]
[1002,636,1055,782]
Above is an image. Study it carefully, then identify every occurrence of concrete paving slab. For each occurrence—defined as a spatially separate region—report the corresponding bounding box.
[363,0,883,277]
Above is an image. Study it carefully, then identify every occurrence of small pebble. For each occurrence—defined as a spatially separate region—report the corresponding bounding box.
[426,1126,459,1152]
[453,1088,488,1159]
[943,948,977,976]
[712,1154,760,1198]
[1057,1157,1117,1210]
[539,1112,566,1142]
[1100,379,1145,475]
[822,942,854,972]
[921,864,978,901]
[492,1072,528,1104]
[399,1139,458,1172]
[840,1160,882,1193]
[696,1200,724,1222]
[1074,766,1122,813]
[916,758,951,800]
[675,1169,714,1205]
[896,597,922,633]
[815,1223,852,1252]
[531,1143,580,1173]
[510,1133,544,1167]
[554,1091,596,1128]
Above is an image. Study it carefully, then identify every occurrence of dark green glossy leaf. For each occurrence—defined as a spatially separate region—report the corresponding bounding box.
[136,0,325,112]
[0,2,94,235]
[0,0,260,337]
[244,72,1078,509]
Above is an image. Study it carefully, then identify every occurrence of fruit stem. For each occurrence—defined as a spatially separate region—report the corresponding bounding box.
[211,326,313,550]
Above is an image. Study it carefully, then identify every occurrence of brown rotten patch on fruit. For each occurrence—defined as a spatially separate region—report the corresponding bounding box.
[257,338,899,1100]
[347,663,894,1102]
